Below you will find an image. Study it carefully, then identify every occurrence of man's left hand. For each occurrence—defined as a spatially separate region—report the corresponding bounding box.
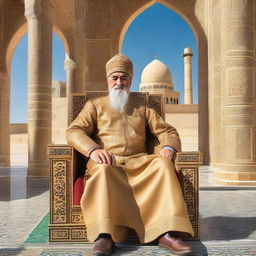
[160,148,175,160]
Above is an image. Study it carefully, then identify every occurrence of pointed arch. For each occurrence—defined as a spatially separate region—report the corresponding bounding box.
[53,25,71,58]
[6,22,71,73]
[118,0,199,52]
[6,22,27,73]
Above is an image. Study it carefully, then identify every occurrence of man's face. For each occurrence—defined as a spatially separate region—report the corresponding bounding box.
[107,72,131,91]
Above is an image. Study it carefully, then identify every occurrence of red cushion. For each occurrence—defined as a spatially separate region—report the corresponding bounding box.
[73,176,85,205]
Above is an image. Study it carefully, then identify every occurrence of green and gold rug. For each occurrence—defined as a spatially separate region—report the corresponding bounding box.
[24,214,256,255]
[25,213,49,243]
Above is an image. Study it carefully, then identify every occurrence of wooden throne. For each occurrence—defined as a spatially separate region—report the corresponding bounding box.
[48,92,203,242]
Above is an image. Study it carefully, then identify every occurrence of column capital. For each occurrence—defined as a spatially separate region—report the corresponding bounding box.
[183,53,193,58]
[64,59,77,71]
[25,0,53,21]
[183,47,193,58]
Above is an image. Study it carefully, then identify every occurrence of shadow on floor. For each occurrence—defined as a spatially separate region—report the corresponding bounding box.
[114,245,143,255]
[0,176,49,201]
[200,216,256,240]
[114,240,208,255]
[0,247,25,256]
[189,240,208,256]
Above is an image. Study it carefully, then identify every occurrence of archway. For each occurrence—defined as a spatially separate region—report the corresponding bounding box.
[120,2,200,152]
[51,31,68,144]
[10,33,28,165]
[6,22,70,166]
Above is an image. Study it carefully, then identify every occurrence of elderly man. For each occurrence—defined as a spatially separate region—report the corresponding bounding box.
[66,54,193,256]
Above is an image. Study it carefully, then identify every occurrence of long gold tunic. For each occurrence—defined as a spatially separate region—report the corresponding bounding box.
[66,94,194,243]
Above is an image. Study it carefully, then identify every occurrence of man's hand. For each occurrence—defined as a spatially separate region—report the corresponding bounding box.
[90,149,115,165]
[159,148,175,160]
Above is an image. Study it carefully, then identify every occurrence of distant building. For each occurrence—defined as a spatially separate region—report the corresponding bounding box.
[52,81,66,98]
[140,59,180,105]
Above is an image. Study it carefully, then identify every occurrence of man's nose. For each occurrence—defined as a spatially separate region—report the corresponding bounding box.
[116,78,122,85]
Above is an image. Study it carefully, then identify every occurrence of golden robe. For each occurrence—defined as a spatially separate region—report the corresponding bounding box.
[66,94,194,243]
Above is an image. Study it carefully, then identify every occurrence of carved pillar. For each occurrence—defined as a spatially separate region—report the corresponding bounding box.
[183,47,193,104]
[216,0,256,185]
[0,71,10,165]
[208,0,223,165]
[25,0,53,176]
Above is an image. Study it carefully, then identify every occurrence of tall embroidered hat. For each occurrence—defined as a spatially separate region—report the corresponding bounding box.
[106,53,133,79]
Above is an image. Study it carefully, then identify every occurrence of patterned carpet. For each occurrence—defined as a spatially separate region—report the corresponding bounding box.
[37,245,256,256]
[1,243,256,255]
[20,213,256,256]
[25,213,49,243]
[38,244,256,256]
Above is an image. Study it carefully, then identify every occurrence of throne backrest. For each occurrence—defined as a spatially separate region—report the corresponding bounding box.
[69,91,165,154]
[69,91,164,122]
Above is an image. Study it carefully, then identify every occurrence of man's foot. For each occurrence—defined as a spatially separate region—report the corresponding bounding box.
[159,233,192,255]
[92,236,114,256]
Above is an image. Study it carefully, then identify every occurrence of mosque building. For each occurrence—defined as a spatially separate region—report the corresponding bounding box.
[140,47,194,106]
[137,48,198,152]
[140,59,180,105]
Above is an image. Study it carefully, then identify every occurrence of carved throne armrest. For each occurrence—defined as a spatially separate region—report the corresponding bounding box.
[175,151,203,239]
[48,144,88,242]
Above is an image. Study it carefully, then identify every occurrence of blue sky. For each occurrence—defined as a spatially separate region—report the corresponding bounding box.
[10,3,197,123]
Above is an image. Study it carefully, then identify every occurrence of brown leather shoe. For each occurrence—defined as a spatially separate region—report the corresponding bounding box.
[92,237,114,256]
[159,233,192,255]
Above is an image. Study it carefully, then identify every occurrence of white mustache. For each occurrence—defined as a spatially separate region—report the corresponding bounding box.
[114,85,124,90]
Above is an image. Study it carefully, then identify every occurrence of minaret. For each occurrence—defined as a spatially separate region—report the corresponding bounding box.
[183,47,193,104]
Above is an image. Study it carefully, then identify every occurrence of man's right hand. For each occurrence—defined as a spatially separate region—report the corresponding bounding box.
[90,149,115,165]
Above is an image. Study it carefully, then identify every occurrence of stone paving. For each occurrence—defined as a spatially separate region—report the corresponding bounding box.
[1,165,256,255]
[1,242,256,256]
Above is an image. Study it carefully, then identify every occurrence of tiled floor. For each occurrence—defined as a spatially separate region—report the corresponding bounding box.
[1,165,256,256]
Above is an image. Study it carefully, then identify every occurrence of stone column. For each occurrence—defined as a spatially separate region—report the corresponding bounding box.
[64,54,76,96]
[208,0,223,165]
[25,0,53,176]
[216,0,256,185]
[64,54,77,124]
[0,71,10,165]
[183,47,193,104]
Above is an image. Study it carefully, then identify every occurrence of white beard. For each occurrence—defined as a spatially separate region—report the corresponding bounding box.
[109,86,129,113]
